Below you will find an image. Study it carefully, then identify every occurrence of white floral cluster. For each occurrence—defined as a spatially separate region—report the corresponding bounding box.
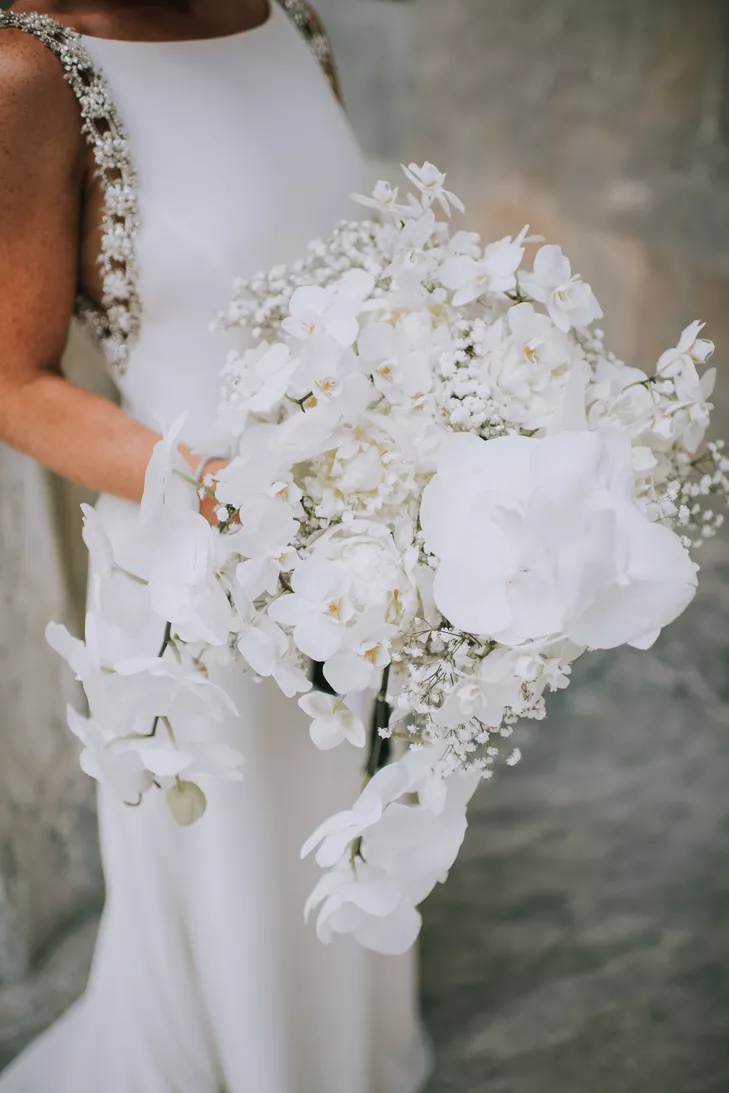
[49,163,725,956]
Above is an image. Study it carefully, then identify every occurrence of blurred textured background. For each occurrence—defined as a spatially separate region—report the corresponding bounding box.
[1,1,728,1088]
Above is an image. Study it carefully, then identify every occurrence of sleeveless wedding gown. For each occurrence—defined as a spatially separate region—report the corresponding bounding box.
[0,6,431,1092]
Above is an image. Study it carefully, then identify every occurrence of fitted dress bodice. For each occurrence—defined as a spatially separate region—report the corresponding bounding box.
[80,2,366,450]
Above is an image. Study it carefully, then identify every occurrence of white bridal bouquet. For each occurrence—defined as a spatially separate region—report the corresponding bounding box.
[49,164,727,954]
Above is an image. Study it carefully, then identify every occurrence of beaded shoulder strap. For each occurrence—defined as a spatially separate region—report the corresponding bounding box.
[0,11,140,377]
[0,5,335,377]
[277,0,338,93]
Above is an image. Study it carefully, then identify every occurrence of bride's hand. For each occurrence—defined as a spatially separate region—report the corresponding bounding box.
[185,455,228,526]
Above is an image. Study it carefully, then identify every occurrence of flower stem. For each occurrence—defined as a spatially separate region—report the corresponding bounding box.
[142,623,174,740]
[173,468,217,499]
[366,664,392,779]
[158,621,173,659]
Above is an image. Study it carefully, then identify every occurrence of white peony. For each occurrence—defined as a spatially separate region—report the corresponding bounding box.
[420,430,698,649]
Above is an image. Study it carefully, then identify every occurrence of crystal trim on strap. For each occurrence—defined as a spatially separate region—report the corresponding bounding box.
[278,0,338,92]
[0,11,141,377]
[0,5,336,377]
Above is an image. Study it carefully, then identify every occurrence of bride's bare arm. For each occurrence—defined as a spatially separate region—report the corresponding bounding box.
[0,32,201,505]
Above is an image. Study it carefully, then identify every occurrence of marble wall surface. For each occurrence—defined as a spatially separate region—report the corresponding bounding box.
[1,1,728,1087]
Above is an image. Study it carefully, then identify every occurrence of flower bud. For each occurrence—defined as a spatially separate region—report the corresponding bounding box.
[167,781,207,826]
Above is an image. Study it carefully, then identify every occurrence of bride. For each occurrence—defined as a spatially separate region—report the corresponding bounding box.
[0,2,431,1090]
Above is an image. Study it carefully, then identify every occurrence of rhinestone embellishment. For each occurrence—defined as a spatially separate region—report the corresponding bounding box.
[0,10,141,376]
[0,4,337,377]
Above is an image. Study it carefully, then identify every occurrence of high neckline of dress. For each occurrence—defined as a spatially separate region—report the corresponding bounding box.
[78,0,273,47]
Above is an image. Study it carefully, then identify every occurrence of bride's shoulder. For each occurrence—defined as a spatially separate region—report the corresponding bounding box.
[0,24,83,168]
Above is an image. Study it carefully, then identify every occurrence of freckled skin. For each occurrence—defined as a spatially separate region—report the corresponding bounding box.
[0,2,273,512]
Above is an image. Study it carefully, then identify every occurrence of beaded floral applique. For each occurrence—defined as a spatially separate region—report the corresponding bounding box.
[0,4,337,376]
[0,11,140,377]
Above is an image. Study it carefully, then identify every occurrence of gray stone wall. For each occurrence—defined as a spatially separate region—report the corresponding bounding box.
[0,327,107,1065]
[323,0,729,414]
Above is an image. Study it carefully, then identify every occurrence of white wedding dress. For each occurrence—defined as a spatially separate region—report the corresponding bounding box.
[0,5,431,1092]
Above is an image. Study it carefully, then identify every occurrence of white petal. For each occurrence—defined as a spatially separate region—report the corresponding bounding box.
[268,594,311,627]
[46,622,94,679]
[81,504,114,574]
[432,563,514,637]
[353,904,423,956]
[299,691,337,719]
[237,624,276,677]
[327,316,360,348]
[340,711,367,748]
[323,651,374,695]
[291,557,343,603]
[289,285,331,318]
[358,322,396,363]
[309,716,346,751]
[533,244,570,287]
[293,615,344,661]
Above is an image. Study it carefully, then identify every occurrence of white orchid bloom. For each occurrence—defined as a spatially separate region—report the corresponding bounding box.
[284,284,362,347]
[322,611,397,695]
[521,245,603,332]
[67,705,154,804]
[114,734,244,784]
[421,430,697,649]
[139,413,195,525]
[654,322,717,450]
[235,553,294,601]
[305,860,423,955]
[298,691,366,751]
[657,320,715,376]
[219,343,300,435]
[440,228,528,304]
[230,585,309,698]
[146,510,232,645]
[271,643,313,698]
[228,494,299,562]
[48,612,237,736]
[445,229,482,259]
[395,207,438,253]
[213,439,292,511]
[507,302,574,371]
[363,779,478,907]
[291,335,366,409]
[104,655,239,734]
[308,520,418,626]
[268,557,354,661]
[236,604,287,678]
[357,321,433,400]
[81,504,152,635]
[350,180,414,219]
[301,758,419,867]
[401,161,465,217]
[46,611,106,686]
[304,767,479,955]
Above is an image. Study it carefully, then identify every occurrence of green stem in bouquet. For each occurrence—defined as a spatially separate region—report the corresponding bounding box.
[142,623,174,742]
[350,664,394,873]
[366,663,392,779]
